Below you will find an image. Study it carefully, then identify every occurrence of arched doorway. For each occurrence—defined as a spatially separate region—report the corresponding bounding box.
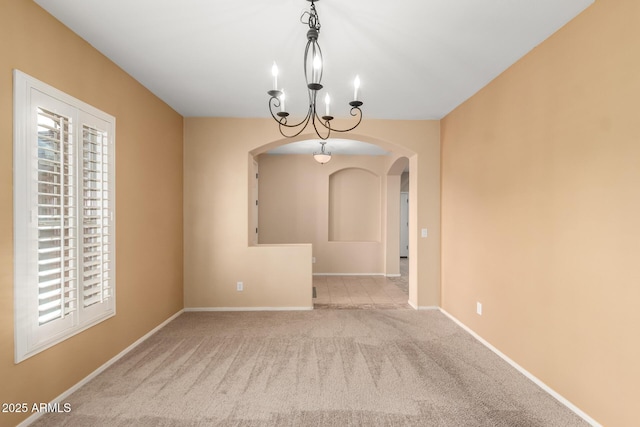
[249,133,418,307]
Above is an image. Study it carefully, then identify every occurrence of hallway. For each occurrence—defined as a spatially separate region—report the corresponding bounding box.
[313,259,410,309]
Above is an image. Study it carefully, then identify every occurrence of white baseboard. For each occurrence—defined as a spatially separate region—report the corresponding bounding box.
[313,273,402,277]
[313,273,385,276]
[438,309,601,427]
[184,306,313,312]
[18,309,184,427]
[407,301,438,311]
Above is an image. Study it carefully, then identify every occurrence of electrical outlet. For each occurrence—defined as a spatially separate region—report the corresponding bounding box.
[476,302,482,315]
[312,257,316,263]
[237,281,243,291]
[421,228,428,238]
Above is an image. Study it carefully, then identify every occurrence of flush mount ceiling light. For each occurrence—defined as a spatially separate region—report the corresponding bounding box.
[267,0,363,141]
[313,141,332,164]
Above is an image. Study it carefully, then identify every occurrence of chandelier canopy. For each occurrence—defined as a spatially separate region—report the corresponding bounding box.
[267,0,363,141]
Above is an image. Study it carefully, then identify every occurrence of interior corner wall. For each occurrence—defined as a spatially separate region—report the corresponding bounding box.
[0,2,184,425]
[258,154,386,274]
[440,0,639,425]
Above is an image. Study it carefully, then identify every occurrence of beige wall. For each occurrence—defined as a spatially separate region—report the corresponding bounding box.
[329,167,381,242]
[184,118,440,309]
[184,119,313,309]
[258,154,388,274]
[441,0,639,425]
[0,2,184,426]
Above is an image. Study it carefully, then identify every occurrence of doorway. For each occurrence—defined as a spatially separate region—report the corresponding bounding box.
[400,192,409,258]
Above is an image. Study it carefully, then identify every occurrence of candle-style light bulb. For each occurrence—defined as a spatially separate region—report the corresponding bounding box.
[280,91,285,112]
[313,55,322,83]
[325,93,331,116]
[354,75,361,101]
[272,62,279,90]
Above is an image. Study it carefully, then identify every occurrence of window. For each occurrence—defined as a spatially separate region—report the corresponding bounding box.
[13,70,116,363]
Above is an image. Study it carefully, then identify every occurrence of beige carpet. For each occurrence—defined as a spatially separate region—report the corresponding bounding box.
[33,310,588,426]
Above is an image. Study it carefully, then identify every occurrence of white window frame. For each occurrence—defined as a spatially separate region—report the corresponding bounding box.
[13,70,116,363]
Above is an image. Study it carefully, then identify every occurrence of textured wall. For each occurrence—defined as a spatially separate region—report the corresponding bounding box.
[441,0,639,425]
[0,2,184,425]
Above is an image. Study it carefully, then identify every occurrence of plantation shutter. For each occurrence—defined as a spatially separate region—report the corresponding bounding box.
[79,116,115,320]
[36,107,78,328]
[14,70,116,362]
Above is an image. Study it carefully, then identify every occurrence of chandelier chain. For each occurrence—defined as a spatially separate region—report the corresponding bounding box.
[300,1,321,31]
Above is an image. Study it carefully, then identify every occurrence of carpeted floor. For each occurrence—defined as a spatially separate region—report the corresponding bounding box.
[33,310,588,426]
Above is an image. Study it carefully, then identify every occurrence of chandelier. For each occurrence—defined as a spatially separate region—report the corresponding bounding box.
[267,0,363,141]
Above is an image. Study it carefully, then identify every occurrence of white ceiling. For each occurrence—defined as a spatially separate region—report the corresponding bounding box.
[34,0,593,121]
[268,139,388,156]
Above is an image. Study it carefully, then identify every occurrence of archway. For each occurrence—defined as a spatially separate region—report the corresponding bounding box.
[249,133,418,308]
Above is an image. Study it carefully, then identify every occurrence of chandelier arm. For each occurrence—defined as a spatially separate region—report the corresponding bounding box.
[268,96,312,130]
[328,106,363,133]
[267,96,283,122]
[267,99,315,138]
[279,109,313,138]
[314,106,363,134]
[311,111,331,140]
